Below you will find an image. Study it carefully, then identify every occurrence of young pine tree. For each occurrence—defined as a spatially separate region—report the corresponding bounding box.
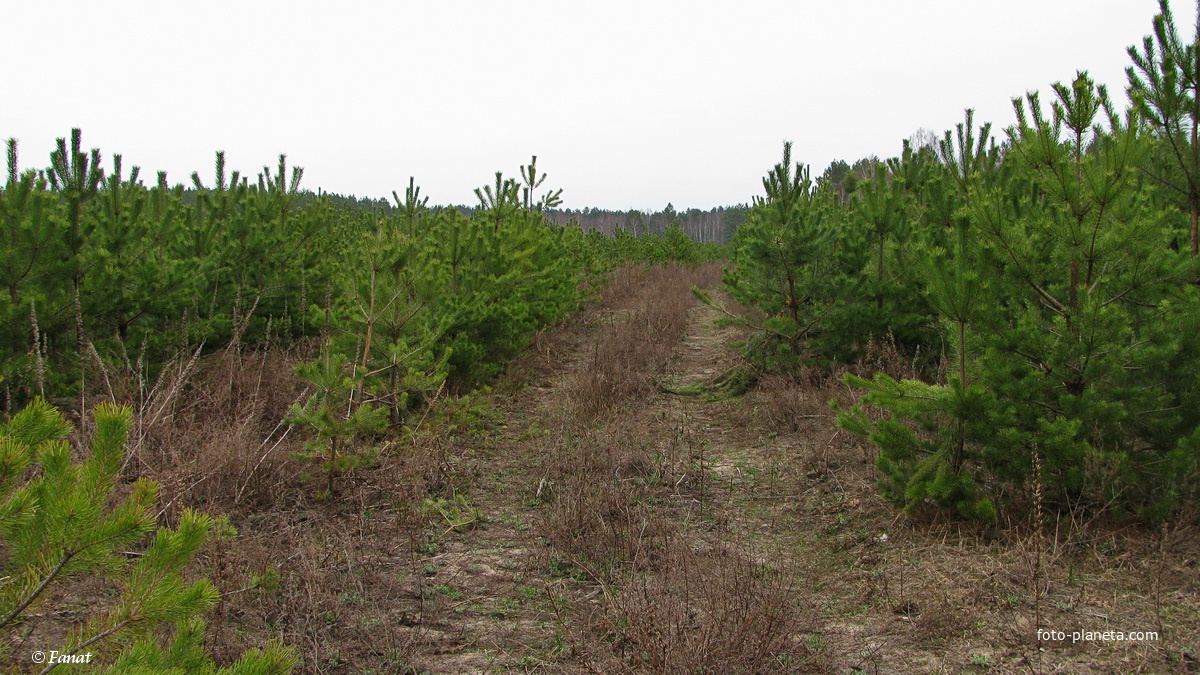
[286,349,389,496]
[721,142,836,372]
[0,399,296,671]
[1127,0,1200,256]
[837,111,1001,522]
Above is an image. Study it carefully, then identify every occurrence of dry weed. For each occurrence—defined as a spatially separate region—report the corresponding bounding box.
[565,264,719,423]
[601,539,815,673]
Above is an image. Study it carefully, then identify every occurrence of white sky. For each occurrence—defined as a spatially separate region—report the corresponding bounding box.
[3,1,1186,210]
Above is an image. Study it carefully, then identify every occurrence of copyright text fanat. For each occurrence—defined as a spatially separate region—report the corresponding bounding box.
[30,650,94,665]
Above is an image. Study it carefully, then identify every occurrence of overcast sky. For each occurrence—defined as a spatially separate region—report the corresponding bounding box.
[3,1,1188,210]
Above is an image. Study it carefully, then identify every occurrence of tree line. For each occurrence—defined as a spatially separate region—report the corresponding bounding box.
[545,203,748,244]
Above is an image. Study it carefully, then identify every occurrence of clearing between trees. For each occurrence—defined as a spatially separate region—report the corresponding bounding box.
[193,263,1192,673]
[5,262,1197,674]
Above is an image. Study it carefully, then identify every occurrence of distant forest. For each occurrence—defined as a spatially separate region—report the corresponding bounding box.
[543,204,748,244]
[227,190,750,245]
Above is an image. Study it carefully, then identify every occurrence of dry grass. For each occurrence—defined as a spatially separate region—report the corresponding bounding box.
[600,539,815,674]
[137,346,310,513]
[539,436,668,573]
[564,263,721,423]
[195,446,440,670]
[543,265,720,570]
[60,320,452,672]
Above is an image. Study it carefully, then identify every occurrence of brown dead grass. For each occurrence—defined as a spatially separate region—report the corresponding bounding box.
[60,325,449,672]
[138,346,309,513]
[563,264,722,423]
[599,539,814,674]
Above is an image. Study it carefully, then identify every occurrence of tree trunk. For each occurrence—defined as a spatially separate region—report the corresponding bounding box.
[877,234,885,310]
[1191,202,1198,256]
[1069,259,1079,309]
[389,365,401,427]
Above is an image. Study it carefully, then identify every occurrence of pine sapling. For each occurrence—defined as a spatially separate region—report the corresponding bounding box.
[286,348,388,496]
[0,399,296,671]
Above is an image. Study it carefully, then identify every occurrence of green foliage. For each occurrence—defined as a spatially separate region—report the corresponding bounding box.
[830,74,1200,523]
[518,155,563,212]
[0,132,355,408]
[1127,0,1200,256]
[836,374,996,522]
[976,74,1196,513]
[722,142,832,371]
[722,142,930,371]
[286,349,389,495]
[103,618,297,674]
[579,223,726,267]
[725,16,1200,523]
[424,494,481,535]
[0,134,597,436]
[0,400,295,671]
[330,204,449,426]
[430,184,582,388]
